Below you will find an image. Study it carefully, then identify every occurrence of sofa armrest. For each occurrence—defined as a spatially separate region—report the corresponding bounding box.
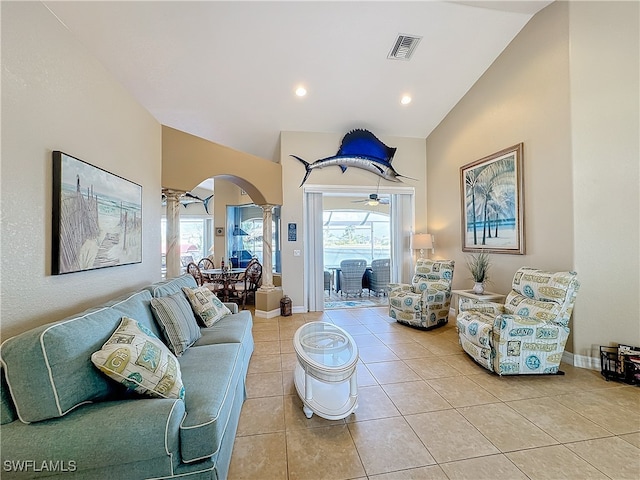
[1,398,185,475]
[224,302,239,314]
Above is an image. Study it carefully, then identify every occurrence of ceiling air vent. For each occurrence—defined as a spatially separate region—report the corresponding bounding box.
[387,34,422,61]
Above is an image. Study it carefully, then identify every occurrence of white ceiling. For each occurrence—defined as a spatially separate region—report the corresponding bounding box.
[44,1,553,162]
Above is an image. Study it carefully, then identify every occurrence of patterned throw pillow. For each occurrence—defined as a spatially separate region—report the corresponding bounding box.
[182,286,232,327]
[150,292,202,356]
[90,317,185,400]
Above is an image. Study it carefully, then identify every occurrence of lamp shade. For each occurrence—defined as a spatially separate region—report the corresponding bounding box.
[412,233,433,250]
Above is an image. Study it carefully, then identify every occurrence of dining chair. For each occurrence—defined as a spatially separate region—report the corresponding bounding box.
[187,262,223,296]
[186,262,205,287]
[231,259,262,309]
[198,257,215,270]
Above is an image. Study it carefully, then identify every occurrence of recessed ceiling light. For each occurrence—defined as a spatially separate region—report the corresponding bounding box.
[401,95,412,105]
[295,86,307,97]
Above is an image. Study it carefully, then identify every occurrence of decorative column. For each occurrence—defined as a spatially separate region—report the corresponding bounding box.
[163,189,185,278]
[254,203,282,319]
[259,204,275,290]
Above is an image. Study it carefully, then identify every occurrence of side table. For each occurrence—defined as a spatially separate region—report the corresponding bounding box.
[451,289,505,316]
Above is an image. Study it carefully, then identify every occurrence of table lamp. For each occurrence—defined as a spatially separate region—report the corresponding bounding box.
[412,233,433,258]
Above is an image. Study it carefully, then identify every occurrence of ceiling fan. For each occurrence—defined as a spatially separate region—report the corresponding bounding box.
[352,193,390,206]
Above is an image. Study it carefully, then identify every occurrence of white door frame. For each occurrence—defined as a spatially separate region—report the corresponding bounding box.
[302,185,415,312]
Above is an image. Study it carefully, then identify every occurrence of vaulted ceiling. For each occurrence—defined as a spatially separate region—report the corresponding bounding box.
[44,1,553,161]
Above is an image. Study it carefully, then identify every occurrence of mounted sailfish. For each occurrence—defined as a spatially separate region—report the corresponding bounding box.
[291,129,413,186]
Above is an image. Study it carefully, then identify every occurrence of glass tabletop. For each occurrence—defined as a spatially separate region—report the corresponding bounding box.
[295,322,357,369]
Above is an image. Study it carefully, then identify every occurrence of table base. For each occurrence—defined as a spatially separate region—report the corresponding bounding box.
[294,364,358,420]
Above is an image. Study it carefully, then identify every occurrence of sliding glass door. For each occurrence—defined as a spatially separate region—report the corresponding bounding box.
[303,186,414,311]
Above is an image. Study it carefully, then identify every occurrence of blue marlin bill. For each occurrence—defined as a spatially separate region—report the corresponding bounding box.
[291,129,415,186]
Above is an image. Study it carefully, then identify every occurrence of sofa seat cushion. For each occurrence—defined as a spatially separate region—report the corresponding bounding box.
[0,397,184,477]
[193,310,253,347]
[178,343,246,463]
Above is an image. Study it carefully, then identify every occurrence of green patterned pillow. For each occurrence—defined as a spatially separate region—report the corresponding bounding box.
[182,286,232,327]
[90,317,185,400]
[150,292,202,356]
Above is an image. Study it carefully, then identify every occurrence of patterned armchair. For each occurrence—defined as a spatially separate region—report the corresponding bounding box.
[456,267,580,375]
[369,258,391,296]
[389,259,455,329]
[339,259,367,297]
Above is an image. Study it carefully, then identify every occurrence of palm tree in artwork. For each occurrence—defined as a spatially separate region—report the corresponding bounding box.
[469,158,515,246]
[465,170,480,245]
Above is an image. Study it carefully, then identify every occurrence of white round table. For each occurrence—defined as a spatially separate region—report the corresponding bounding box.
[293,321,359,420]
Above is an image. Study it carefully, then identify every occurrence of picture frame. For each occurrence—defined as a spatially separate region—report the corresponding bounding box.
[215,227,224,236]
[52,151,143,274]
[460,143,525,254]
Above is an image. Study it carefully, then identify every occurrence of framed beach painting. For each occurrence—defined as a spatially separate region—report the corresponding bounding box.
[52,151,142,274]
[460,143,525,254]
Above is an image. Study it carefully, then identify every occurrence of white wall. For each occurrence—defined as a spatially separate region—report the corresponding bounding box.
[280,131,426,310]
[1,2,162,340]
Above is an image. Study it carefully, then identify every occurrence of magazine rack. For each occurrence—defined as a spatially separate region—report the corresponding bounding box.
[600,344,640,385]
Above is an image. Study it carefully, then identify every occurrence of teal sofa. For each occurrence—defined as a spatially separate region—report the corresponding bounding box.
[0,275,254,479]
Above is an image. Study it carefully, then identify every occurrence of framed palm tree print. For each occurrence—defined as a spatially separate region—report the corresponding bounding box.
[460,143,525,254]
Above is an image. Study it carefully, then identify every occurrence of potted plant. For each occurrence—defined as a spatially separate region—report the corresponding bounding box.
[466,252,491,294]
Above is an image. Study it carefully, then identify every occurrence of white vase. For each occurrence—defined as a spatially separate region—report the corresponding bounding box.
[472,282,485,294]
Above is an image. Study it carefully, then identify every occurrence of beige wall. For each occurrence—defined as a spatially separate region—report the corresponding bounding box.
[162,126,282,206]
[426,1,639,361]
[280,131,425,310]
[569,1,639,362]
[1,2,162,340]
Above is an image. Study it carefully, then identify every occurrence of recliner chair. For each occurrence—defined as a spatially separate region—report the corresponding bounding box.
[456,267,580,375]
[389,259,455,329]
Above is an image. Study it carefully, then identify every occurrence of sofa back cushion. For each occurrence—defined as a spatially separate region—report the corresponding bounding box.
[146,274,197,298]
[505,268,580,326]
[0,290,155,423]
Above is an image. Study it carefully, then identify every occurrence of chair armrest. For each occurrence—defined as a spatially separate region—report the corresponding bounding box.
[493,314,568,335]
[491,314,570,374]
[388,283,412,294]
[459,298,505,315]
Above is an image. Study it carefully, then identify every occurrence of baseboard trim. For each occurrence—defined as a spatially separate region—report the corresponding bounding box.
[254,308,281,319]
[570,352,601,371]
[292,306,306,314]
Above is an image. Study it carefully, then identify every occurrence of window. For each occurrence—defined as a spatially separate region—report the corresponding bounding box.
[161,217,213,269]
[226,205,281,272]
[323,209,390,267]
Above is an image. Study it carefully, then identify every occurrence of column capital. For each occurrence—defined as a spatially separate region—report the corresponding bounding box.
[162,188,187,200]
[258,204,276,213]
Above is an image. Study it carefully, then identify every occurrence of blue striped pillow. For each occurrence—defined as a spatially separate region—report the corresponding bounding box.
[150,292,201,356]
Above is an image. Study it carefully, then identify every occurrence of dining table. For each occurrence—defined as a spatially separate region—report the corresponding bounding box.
[201,268,245,302]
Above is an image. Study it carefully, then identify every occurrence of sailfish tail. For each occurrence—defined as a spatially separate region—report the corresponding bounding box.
[291,155,313,187]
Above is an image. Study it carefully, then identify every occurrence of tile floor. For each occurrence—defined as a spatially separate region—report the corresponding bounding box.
[228,307,640,480]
